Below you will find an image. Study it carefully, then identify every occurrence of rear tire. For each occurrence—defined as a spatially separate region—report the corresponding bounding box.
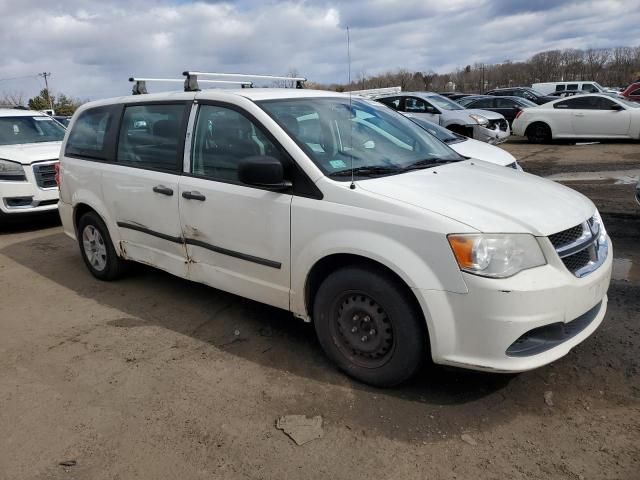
[526,122,552,143]
[77,212,126,281]
[313,266,427,387]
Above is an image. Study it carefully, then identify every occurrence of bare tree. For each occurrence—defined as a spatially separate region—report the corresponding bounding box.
[0,91,25,106]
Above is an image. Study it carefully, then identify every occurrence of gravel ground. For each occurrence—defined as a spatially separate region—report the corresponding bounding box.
[0,140,639,480]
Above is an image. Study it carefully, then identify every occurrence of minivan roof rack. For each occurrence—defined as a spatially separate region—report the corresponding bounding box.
[183,71,307,91]
[128,77,253,95]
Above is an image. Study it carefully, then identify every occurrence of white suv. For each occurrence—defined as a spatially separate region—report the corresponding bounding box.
[0,108,65,217]
[58,86,612,387]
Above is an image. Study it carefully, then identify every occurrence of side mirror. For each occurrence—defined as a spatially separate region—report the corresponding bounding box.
[426,106,439,114]
[238,156,292,191]
[610,103,624,111]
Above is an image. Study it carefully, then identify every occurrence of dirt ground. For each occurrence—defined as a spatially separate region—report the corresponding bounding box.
[1,139,639,480]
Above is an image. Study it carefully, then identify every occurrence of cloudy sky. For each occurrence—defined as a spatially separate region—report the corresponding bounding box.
[1,0,639,101]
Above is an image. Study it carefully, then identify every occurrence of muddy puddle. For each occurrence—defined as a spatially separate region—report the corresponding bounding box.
[612,257,640,283]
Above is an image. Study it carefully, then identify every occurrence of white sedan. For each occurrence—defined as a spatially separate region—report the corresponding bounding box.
[512,94,640,143]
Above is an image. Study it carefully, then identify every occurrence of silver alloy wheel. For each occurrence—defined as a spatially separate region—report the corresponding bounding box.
[82,225,108,272]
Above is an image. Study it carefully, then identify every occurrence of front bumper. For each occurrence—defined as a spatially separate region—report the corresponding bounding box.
[0,161,59,215]
[413,236,613,372]
[473,123,510,145]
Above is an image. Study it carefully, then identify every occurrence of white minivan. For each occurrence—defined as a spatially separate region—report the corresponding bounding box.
[58,86,612,386]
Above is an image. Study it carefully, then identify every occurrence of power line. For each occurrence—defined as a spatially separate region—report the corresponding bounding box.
[0,74,40,83]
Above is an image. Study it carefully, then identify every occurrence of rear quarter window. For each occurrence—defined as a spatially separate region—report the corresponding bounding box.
[65,106,119,160]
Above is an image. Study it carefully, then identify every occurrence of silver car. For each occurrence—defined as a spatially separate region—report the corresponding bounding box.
[374,92,510,144]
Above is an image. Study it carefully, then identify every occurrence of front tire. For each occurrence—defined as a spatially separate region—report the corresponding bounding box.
[77,212,126,281]
[526,122,552,143]
[313,266,427,387]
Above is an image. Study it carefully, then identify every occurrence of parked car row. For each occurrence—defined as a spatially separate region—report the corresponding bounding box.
[372,92,511,144]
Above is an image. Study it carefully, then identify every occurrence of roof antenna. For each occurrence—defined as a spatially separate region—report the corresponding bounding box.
[347,26,355,190]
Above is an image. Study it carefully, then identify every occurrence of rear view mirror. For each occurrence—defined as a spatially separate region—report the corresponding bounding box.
[238,156,292,191]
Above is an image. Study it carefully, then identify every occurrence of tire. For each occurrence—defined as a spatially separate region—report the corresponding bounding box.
[526,122,552,144]
[77,211,126,281]
[313,266,427,387]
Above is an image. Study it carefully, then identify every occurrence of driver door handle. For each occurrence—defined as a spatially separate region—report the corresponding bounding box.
[182,191,206,201]
[574,113,585,117]
[153,185,174,196]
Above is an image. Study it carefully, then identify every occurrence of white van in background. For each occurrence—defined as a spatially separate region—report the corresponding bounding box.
[532,81,619,96]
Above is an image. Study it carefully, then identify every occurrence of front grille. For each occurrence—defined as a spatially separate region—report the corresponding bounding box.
[488,118,509,131]
[548,217,606,277]
[561,248,592,272]
[33,162,58,189]
[549,224,584,249]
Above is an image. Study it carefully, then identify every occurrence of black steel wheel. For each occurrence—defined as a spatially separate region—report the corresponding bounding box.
[332,292,395,369]
[313,265,427,387]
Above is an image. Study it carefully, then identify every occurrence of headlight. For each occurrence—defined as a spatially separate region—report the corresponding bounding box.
[448,233,546,278]
[0,159,26,181]
[469,114,489,126]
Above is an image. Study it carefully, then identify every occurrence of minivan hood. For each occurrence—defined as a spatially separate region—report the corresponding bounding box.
[0,141,62,165]
[357,160,594,236]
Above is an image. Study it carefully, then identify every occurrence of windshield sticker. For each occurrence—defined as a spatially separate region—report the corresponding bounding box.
[329,159,347,169]
[33,117,52,121]
[13,125,19,134]
[306,143,325,153]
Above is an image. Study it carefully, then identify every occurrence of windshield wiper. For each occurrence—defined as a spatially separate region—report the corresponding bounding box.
[328,165,401,177]
[401,158,459,171]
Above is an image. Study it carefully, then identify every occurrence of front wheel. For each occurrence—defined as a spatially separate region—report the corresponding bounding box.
[313,266,427,387]
[77,212,126,281]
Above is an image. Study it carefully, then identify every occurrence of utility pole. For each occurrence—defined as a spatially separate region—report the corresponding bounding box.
[38,72,54,111]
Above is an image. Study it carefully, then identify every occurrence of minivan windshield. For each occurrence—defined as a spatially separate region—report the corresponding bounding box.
[0,116,66,145]
[259,97,463,179]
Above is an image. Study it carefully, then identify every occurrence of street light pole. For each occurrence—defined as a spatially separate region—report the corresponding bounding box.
[38,72,54,112]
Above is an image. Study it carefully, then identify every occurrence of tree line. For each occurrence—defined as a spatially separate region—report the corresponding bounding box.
[322,46,640,93]
[1,88,83,116]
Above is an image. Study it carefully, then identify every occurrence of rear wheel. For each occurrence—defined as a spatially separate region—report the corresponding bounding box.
[77,212,126,281]
[313,266,427,387]
[527,122,552,143]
